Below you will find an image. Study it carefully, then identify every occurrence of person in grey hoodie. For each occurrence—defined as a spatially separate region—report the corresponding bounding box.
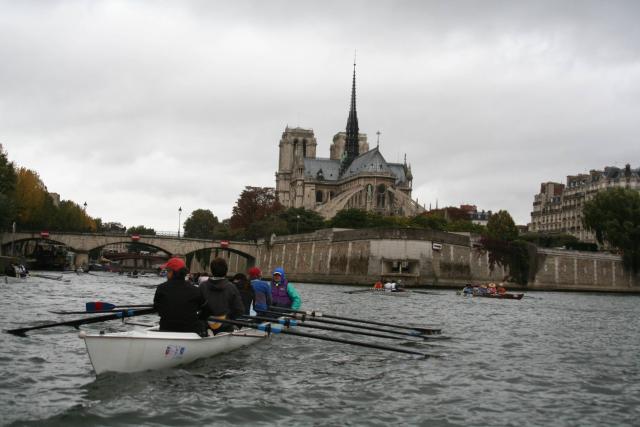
[198,257,245,334]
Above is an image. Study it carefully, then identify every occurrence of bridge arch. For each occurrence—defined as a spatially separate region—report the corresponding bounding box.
[85,241,173,256]
[185,246,256,274]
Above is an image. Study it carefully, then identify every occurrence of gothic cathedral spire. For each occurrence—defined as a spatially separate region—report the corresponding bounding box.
[341,61,360,175]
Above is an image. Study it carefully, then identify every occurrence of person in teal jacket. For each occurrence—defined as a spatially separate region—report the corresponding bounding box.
[270,267,302,310]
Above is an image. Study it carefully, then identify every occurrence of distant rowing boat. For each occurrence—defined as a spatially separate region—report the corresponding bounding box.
[344,288,411,297]
[458,291,524,300]
[79,326,267,375]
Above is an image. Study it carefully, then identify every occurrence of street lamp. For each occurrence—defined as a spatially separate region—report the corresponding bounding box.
[11,221,16,256]
[178,207,182,238]
[296,214,301,234]
[83,202,87,211]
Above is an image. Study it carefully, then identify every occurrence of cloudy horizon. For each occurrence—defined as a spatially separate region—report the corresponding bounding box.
[1,0,638,232]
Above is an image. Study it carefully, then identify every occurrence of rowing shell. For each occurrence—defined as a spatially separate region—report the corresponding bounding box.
[79,327,267,375]
[458,292,524,300]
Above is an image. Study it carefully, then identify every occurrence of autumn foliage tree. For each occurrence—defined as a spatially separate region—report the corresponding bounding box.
[230,187,283,240]
[14,167,57,229]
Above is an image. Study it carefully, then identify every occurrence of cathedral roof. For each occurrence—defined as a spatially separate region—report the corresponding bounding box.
[304,147,409,184]
[304,158,341,180]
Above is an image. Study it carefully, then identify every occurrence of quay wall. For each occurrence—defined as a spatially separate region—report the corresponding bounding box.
[253,229,640,293]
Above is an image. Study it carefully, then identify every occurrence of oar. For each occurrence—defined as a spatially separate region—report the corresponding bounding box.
[244,315,421,341]
[51,307,150,315]
[85,302,153,312]
[343,288,375,294]
[29,273,70,283]
[263,310,439,339]
[269,306,441,335]
[213,318,435,358]
[30,273,64,281]
[411,290,445,296]
[6,308,156,337]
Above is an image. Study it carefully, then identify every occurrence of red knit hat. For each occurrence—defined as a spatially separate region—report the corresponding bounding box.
[160,257,186,272]
[247,266,262,279]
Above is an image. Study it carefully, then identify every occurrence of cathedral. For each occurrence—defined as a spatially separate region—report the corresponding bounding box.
[275,65,424,219]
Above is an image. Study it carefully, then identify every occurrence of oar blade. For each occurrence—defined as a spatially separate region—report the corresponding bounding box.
[6,308,156,337]
[86,302,116,312]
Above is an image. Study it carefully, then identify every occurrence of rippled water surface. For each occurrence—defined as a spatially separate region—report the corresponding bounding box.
[1,273,639,426]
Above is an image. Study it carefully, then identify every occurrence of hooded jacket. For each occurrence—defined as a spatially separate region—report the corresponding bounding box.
[270,267,302,310]
[198,278,245,321]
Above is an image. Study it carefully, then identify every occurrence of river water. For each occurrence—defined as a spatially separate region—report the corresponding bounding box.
[0,273,638,426]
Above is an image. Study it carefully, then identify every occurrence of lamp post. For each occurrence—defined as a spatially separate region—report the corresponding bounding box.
[178,207,182,238]
[11,221,16,257]
[296,214,301,234]
[83,201,87,211]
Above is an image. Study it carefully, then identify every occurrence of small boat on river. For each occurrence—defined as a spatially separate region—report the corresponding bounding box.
[79,326,267,375]
[458,291,524,300]
[477,292,524,300]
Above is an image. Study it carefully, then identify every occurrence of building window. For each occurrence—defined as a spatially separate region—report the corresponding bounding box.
[377,185,386,208]
[316,190,323,203]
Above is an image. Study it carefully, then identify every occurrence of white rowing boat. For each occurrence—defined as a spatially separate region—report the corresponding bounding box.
[79,327,267,375]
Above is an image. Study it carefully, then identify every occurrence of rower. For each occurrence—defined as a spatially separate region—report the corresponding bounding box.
[232,273,254,316]
[248,267,272,315]
[270,267,302,310]
[199,258,245,334]
[153,257,206,336]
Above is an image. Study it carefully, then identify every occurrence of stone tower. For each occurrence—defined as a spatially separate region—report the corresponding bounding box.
[275,126,317,208]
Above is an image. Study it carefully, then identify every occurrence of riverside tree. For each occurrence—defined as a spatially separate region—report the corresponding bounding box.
[230,186,283,240]
[183,209,220,239]
[583,187,640,273]
[0,146,17,230]
[481,210,531,285]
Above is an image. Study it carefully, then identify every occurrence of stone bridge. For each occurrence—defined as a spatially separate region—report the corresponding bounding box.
[0,231,258,272]
[2,229,638,292]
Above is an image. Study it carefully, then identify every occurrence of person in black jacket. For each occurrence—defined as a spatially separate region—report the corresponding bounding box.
[232,273,254,316]
[154,257,206,336]
[199,258,245,334]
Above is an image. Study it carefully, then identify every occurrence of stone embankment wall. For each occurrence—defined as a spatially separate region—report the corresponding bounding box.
[252,228,640,293]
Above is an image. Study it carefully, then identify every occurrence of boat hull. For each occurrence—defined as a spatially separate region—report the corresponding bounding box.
[80,327,267,375]
[458,292,524,300]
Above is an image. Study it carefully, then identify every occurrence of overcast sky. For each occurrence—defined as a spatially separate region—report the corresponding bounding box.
[1,0,638,231]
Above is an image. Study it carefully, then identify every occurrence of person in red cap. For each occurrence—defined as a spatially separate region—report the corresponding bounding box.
[153,257,206,336]
[248,266,272,315]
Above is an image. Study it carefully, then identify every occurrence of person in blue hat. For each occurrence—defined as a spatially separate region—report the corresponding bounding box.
[270,267,301,310]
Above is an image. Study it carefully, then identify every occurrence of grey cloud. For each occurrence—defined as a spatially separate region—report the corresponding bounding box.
[1,0,639,229]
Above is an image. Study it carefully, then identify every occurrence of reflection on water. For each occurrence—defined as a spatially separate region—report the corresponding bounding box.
[1,273,639,426]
